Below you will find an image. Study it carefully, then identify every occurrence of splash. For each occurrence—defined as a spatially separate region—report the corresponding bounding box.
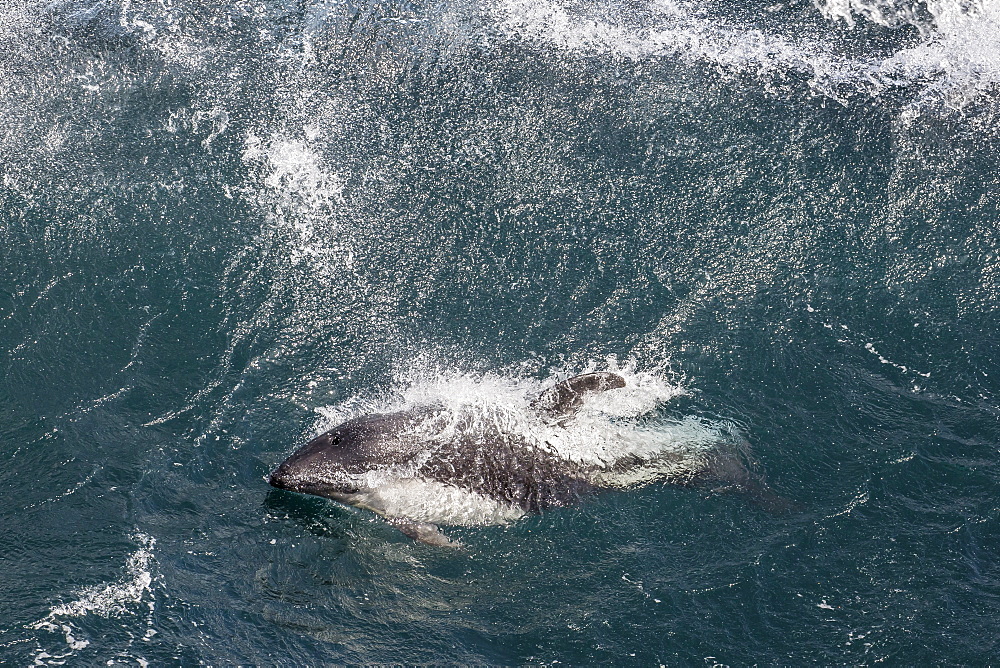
[883,0,1000,112]
[242,131,349,267]
[312,360,725,476]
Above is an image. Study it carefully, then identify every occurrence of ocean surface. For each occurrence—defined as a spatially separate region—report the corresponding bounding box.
[2,0,999,663]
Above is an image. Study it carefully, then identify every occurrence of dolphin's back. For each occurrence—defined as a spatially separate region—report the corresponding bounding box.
[417,431,596,513]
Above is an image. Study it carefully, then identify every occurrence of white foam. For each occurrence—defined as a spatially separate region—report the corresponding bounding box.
[243,132,344,210]
[43,533,155,620]
[242,131,351,268]
[243,133,344,209]
[30,533,157,665]
[884,0,1000,111]
[490,0,1000,111]
[814,0,931,31]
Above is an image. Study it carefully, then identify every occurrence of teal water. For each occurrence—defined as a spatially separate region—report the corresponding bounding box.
[2,0,999,663]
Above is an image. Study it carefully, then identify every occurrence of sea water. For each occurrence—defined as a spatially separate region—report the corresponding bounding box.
[1,0,999,663]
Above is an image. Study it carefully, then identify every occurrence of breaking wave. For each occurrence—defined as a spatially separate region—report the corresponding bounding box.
[492,0,1000,110]
[30,533,157,666]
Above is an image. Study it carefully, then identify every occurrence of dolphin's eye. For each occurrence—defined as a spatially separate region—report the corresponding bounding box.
[331,434,341,445]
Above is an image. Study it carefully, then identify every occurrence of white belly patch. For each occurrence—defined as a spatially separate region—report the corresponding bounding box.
[352,478,526,526]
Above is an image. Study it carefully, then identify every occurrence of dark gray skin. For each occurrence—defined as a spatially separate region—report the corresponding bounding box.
[269,410,430,503]
[269,373,623,499]
[269,372,789,545]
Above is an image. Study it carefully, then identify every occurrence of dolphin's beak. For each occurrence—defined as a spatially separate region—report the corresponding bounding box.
[267,462,295,491]
[267,460,359,498]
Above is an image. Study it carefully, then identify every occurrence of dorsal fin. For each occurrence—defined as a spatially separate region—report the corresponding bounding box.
[531,372,626,419]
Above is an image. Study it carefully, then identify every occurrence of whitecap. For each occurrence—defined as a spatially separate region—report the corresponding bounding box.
[30,532,157,666]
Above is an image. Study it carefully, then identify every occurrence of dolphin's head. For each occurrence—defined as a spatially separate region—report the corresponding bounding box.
[268,411,428,503]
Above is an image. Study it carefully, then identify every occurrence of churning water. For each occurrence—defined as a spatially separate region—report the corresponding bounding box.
[2,0,999,663]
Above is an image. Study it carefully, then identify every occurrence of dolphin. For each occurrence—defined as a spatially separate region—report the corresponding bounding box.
[268,372,785,546]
